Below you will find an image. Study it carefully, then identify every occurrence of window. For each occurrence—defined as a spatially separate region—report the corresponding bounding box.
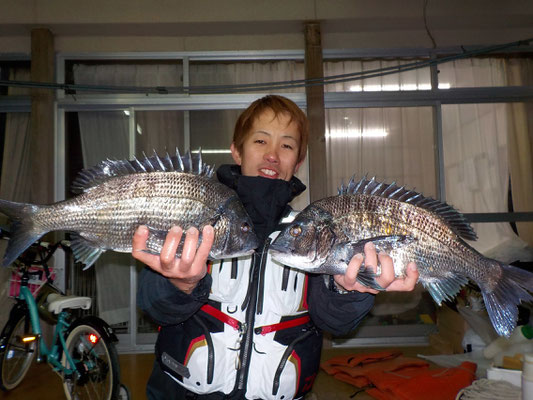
[50,50,533,350]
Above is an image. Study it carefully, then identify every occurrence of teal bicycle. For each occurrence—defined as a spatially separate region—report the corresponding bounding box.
[0,235,126,399]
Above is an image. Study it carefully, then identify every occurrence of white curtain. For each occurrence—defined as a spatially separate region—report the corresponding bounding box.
[76,109,131,326]
[189,60,305,93]
[506,58,533,247]
[440,57,533,262]
[324,59,431,93]
[74,63,183,326]
[324,59,436,196]
[0,68,31,328]
[325,107,436,196]
[325,57,532,263]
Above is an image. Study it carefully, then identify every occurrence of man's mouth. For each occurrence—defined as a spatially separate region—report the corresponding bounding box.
[259,168,279,178]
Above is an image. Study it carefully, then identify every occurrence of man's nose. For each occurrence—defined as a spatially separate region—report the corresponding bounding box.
[264,147,280,163]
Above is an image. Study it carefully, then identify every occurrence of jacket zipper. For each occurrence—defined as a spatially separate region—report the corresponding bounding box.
[234,238,271,392]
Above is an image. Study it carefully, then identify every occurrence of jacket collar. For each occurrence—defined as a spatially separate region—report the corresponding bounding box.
[216,164,306,242]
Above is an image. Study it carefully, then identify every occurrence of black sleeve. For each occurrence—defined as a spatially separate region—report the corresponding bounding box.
[137,267,212,326]
[307,274,375,336]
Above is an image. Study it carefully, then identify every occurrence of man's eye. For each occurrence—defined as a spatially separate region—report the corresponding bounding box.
[254,139,265,144]
[282,144,294,150]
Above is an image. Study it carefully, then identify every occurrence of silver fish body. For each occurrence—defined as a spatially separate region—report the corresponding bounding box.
[270,176,533,337]
[0,150,259,268]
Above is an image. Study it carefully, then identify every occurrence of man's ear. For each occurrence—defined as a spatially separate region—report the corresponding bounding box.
[294,158,304,174]
[230,143,242,165]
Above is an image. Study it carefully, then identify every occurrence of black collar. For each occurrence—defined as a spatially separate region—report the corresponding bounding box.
[216,165,306,242]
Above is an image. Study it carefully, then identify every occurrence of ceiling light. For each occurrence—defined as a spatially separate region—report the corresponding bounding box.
[326,129,388,139]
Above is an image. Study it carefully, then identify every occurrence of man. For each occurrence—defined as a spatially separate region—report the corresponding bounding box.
[133,95,418,399]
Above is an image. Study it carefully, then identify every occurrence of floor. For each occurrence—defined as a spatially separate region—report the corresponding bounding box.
[0,346,438,400]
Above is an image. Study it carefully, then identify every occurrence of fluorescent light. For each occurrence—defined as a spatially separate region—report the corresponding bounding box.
[191,149,231,154]
[364,85,382,92]
[326,129,388,139]
[438,83,451,89]
[348,83,435,92]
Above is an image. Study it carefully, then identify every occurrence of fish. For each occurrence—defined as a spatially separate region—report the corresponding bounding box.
[270,176,533,337]
[0,149,259,269]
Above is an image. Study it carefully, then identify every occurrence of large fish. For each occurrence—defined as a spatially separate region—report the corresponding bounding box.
[270,176,533,337]
[0,150,259,268]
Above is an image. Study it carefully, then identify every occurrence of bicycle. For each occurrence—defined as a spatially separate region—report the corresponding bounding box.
[0,233,127,399]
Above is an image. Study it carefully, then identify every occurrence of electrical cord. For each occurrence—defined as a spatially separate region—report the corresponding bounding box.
[455,378,521,400]
[0,38,531,95]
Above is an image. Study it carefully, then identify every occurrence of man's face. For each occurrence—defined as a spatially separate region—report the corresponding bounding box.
[231,109,303,182]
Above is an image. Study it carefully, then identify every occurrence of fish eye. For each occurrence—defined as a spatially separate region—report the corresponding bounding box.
[241,222,251,233]
[289,225,302,237]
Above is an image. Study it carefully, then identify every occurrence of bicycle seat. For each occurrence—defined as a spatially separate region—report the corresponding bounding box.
[46,293,92,314]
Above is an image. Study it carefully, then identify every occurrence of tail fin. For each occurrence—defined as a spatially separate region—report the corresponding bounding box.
[481,262,533,337]
[0,199,47,266]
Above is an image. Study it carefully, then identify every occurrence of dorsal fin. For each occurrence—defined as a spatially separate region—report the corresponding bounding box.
[71,148,215,194]
[338,176,478,241]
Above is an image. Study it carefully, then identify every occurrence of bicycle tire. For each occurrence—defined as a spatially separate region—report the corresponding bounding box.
[61,319,120,400]
[0,310,36,391]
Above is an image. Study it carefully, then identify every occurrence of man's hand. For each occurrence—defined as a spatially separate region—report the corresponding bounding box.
[334,242,419,294]
[132,225,214,294]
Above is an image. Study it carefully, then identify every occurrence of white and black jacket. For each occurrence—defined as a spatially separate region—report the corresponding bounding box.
[137,166,375,400]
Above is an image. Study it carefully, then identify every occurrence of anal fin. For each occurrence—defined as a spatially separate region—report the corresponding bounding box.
[423,274,469,305]
[70,233,105,269]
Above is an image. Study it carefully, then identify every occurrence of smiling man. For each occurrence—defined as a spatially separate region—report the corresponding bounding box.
[133,95,418,400]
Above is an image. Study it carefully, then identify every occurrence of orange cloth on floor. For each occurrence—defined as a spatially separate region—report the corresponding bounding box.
[322,352,477,400]
[365,361,477,400]
[321,350,402,375]
[321,351,428,387]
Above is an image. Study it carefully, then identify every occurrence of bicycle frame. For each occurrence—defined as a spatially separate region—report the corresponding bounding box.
[1,237,124,399]
[17,284,78,376]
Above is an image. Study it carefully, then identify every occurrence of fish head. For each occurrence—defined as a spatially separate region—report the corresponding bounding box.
[209,197,259,259]
[270,206,334,272]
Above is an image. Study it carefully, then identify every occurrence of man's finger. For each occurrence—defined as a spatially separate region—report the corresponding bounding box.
[160,226,183,270]
[345,253,363,285]
[402,262,419,289]
[132,225,149,251]
[195,225,214,261]
[376,252,395,286]
[364,242,378,272]
[180,227,200,265]
[384,263,419,292]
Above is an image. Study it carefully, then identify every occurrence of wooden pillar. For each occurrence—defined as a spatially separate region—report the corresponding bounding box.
[304,22,328,202]
[30,28,55,205]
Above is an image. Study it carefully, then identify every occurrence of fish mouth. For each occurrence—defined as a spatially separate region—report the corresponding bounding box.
[211,246,256,259]
[269,245,317,270]
[269,241,285,253]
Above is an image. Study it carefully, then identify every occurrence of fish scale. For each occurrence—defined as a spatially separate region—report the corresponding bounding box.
[0,150,259,270]
[270,176,533,338]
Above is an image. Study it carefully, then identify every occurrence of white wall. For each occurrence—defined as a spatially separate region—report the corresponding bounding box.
[0,0,532,53]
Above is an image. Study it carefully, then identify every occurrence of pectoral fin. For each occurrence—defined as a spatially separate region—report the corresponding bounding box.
[356,266,385,291]
[349,235,416,290]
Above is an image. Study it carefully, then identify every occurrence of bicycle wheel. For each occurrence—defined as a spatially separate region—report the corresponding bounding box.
[61,320,120,400]
[0,310,36,391]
